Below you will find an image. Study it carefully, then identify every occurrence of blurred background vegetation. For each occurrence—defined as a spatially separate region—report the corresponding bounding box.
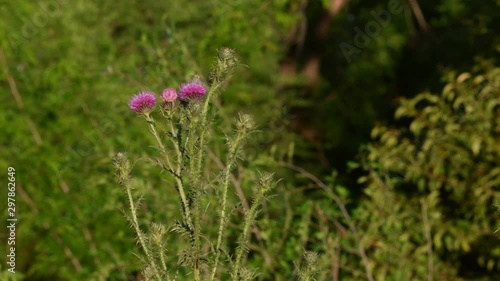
[0,0,499,280]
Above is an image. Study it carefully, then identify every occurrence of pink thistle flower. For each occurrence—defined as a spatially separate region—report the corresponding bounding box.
[129,92,156,114]
[161,88,178,103]
[179,80,207,102]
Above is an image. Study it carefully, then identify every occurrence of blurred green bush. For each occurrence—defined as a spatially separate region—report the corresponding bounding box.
[0,0,298,280]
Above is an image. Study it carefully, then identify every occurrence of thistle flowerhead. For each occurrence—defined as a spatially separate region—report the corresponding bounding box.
[129,92,156,114]
[179,80,207,102]
[161,88,178,103]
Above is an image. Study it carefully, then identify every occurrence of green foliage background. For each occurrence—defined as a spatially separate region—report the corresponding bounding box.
[0,0,499,280]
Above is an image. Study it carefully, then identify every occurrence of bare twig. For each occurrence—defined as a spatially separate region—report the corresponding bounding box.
[333,235,341,281]
[408,0,429,31]
[403,1,416,34]
[25,117,43,145]
[50,225,83,272]
[280,162,374,281]
[58,178,102,266]
[15,184,83,275]
[420,199,433,281]
[316,206,341,281]
[0,48,24,108]
[81,102,105,140]
[0,47,43,145]
[206,148,272,266]
[17,183,39,214]
[16,185,84,274]
[208,148,249,210]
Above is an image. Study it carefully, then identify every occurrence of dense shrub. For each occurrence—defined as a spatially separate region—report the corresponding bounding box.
[356,67,500,280]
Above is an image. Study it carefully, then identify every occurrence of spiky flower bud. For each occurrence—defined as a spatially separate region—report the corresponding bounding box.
[113,152,132,185]
[236,113,255,133]
[304,251,319,267]
[210,47,238,85]
[150,222,167,245]
[218,47,238,71]
[161,88,178,103]
[258,172,274,193]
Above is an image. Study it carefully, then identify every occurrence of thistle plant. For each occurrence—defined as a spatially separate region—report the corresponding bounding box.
[113,48,278,281]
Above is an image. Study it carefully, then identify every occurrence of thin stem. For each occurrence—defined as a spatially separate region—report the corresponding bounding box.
[207,149,272,265]
[159,244,167,271]
[280,162,375,281]
[167,118,200,281]
[407,0,429,31]
[190,82,220,281]
[184,113,203,280]
[195,83,221,178]
[210,133,244,281]
[125,184,163,281]
[146,114,175,173]
[232,192,260,280]
[51,231,82,272]
[232,174,271,280]
[158,244,171,281]
[420,199,433,281]
[145,114,194,237]
[301,270,311,281]
[0,48,24,108]
[316,206,340,281]
[0,47,43,145]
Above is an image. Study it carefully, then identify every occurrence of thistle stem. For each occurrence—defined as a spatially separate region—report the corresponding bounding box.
[168,119,201,281]
[186,82,219,280]
[195,83,220,178]
[210,132,243,280]
[125,183,163,281]
[145,114,194,236]
[232,191,261,280]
